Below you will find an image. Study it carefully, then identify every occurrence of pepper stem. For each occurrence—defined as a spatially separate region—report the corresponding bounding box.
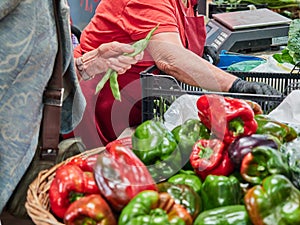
[257,165,265,171]
[69,192,85,203]
[229,118,244,137]
[198,145,213,159]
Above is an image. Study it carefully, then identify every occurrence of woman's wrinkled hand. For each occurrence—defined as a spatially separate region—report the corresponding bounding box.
[98,41,144,74]
[75,41,144,81]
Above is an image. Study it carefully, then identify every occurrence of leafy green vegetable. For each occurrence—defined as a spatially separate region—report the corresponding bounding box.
[273,19,300,65]
[273,49,294,64]
[287,19,300,63]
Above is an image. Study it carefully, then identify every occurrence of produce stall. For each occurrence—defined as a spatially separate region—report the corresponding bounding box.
[24,47,300,224]
[2,2,300,225]
[23,88,300,224]
[23,17,300,220]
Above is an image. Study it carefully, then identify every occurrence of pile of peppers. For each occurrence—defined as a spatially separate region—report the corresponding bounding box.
[47,94,300,225]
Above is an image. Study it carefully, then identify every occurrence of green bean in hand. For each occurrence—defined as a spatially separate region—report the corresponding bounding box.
[95,24,160,101]
[123,24,160,57]
[109,70,120,100]
[95,68,112,94]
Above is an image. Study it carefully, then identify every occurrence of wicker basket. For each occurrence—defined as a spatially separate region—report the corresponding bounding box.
[25,147,105,225]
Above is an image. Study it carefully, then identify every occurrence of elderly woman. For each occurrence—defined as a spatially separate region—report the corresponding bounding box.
[71,0,280,149]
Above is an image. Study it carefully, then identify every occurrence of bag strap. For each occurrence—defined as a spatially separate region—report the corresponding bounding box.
[39,0,64,161]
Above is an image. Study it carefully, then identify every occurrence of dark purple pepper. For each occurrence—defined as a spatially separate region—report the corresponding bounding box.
[228,134,280,168]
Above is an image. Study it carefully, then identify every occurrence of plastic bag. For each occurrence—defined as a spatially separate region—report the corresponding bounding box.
[163,94,199,131]
[268,90,300,125]
[227,60,266,72]
[250,56,295,73]
[164,90,300,133]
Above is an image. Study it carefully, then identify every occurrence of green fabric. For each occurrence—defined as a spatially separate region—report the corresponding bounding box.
[227,60,266,72]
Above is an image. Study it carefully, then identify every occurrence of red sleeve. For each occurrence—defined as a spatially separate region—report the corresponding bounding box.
[74,0,185,57]
[119,0,184,41]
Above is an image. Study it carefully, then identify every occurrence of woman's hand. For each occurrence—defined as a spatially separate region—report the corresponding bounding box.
[98,41,144,74]
[75,41,144,81]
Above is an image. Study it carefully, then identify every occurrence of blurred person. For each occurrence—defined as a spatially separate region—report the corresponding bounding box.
[70,0,280,148]
[0,0,143,215]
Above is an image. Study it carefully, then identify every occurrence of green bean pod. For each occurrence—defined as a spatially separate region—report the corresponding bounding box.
[95,68,113,94]
[109,70,121,101]
[124,23,159,57]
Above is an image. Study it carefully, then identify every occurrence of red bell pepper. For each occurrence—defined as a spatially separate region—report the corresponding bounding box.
[64,194,117,225]
[197,94,258,144]
[94,139,157,211]
[49,163,100,219]
[190,139,234,181]
[67,154,98,172]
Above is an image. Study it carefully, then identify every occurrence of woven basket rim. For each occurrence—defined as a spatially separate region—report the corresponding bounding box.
[25,146,105,225]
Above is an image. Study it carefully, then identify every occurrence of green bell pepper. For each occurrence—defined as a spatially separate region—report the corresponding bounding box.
[201,175,243,211]
[230,171,252,199]
[240,146,291,184]
[254,114,298,143]
[118,190,193,225]
[168,169,202,195]
[194,205,253,225]
[281,138,300,189]
[157,182,202,220]
[172,119,210,169]
[244,174,300,225]
[132,120,182,182]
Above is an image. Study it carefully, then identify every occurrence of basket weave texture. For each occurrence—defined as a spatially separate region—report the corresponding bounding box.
[25,147,105,225]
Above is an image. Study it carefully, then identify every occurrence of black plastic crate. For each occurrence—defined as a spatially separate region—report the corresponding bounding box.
[229,62,300,95]
[140,65,300,122]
